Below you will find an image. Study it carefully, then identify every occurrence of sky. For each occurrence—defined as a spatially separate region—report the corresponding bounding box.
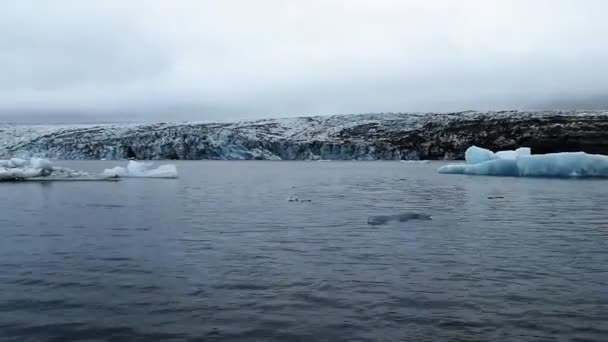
[2,0,608,123]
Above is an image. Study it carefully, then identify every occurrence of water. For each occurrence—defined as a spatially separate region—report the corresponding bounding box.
[0,161,607,342]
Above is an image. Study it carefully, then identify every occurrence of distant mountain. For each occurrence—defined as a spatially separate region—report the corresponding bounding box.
[2,111,608,160]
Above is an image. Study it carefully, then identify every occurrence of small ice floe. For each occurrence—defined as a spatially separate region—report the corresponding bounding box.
[103,161,178,179]
[367,212,432,226]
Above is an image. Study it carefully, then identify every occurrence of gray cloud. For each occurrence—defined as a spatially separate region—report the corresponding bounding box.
[1,0,607,123]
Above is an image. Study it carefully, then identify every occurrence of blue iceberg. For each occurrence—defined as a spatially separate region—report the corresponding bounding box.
[438,146,608,178]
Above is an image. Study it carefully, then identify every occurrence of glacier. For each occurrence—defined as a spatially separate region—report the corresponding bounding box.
[2,111,608,160]
[438,146,608,178]
[103,161,178,179]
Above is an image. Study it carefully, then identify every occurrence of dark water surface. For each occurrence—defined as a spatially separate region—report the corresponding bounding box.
[0,161,607,342]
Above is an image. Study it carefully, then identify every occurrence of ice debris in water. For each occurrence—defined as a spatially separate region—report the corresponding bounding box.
[367,212,432,225]
[30,158,54,171]
[103,161,178,179]
[0,158,56,180]
[0,158,99,181]
[0,158,27,168]
[1,158,177,181]
[438,146,608,178]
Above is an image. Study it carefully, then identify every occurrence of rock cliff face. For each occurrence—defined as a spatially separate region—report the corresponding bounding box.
[2,111,607,160]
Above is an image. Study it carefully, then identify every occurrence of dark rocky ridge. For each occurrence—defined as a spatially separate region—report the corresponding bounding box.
[2,111,608,160]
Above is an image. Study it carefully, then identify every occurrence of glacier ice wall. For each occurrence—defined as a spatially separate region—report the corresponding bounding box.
[2,111,608,160]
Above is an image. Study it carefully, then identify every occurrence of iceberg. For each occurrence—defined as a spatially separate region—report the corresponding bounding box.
[495,147,531,160]
[103,161,178,179]
[0,158,27,168]
[438,146,608,178]
[0,166,46,180]
[0,157,58,180]
[1,158,178,181]
[30,157,54,171]
[464,146,499,164]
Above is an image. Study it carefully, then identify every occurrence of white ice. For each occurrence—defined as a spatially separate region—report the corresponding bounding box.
[0,158,99,180]
[0,158,28,168]
[0,166,44,180]
[1,158,178,181]
[30,158,53,171]
[494,147,531,160]
[438,146,608,178]
[464,146,498,164]
[0,158,54,180]
[103,161,178,179]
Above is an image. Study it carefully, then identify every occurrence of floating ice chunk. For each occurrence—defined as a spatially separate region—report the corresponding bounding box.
[465,146,531,164]
[464,146,532,164]
[439,146,608,178]
[0,167,44,180]
[0,159,70,180]
[103,161,178,178]
[367,212,432,225]
[0,158,119,181]
[495,147,531,160]
[9,158,27,167]
[30,158,53,171]
[517,152,608,177]
[1,157,45,169]
[101,167,124,177]
[438,158,520,176]
[0,158,53,180]
[465,146,498,164]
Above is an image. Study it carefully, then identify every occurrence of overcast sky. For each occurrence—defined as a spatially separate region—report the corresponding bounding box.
[2,0,608,123]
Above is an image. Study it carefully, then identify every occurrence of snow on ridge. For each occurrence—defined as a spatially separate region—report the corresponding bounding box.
[2,110,601,143]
